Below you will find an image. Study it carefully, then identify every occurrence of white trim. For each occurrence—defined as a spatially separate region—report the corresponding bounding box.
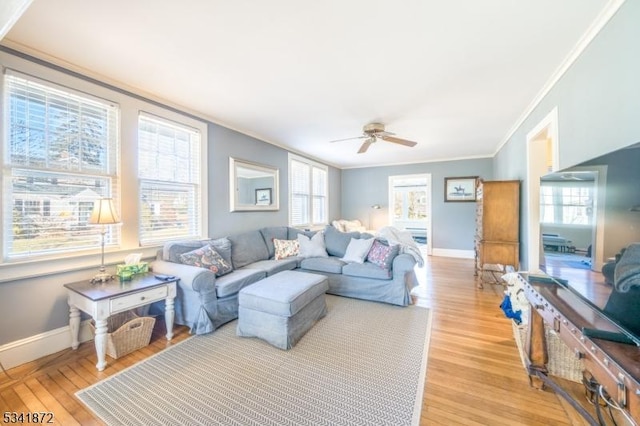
[0,49,208,280]
[0,320,93,370]
[526,107,559,272]
[565,165,607,271]
[0,41,343,171]
[0,0,33,40]
[495,0,626,155]
[432,248,474,259]
[387,173,432,256]
[288,153,329,228]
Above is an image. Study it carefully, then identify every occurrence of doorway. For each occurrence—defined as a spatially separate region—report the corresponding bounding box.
[526,107,605,272]
[388,174,432,255]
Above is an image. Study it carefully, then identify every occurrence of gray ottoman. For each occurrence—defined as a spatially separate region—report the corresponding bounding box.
[237,270,328,349]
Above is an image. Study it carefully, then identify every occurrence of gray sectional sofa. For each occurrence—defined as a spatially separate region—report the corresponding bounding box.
[151,225,419,334]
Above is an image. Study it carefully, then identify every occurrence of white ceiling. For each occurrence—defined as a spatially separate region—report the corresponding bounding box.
[3,0,616,168]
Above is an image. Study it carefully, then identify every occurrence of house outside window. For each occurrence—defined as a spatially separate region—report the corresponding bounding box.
[3,70,119,259]
[289,154,328,228]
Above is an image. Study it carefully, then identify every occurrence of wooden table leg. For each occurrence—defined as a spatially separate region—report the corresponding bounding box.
[165,296,175,341]
[93,318,108,371]
[524,307,549,389]
[68,304,81,350]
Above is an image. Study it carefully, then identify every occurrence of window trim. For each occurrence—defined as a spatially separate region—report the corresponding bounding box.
[0,50,208,282]
[288,153,328,228]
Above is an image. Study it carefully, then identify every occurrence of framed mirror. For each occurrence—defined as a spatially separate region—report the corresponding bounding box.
[229,157,279,212]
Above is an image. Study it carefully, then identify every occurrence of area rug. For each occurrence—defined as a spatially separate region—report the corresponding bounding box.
[76,295,432,426]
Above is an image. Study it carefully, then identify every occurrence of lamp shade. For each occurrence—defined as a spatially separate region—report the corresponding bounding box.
[88,198,121,225]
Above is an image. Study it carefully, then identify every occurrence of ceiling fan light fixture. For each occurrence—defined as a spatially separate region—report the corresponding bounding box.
[331,123,417,153]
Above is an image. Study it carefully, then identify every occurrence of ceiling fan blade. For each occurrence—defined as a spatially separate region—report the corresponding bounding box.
[381,135,417,147]
[329,135,367,143]
[358,140,373,154]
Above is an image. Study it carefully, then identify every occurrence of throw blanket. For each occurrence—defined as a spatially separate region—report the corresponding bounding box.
[615,243,640,292]
[377,226,425,267]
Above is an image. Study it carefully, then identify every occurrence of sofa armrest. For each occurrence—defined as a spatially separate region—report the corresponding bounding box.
[392,253,416,277]
[151,259,216,293]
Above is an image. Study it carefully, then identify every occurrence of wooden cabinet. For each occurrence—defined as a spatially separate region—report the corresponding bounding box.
[475,180,520,287]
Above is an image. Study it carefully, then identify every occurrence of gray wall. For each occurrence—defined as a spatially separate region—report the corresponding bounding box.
[207,123,341,238]
[494,1,640,268]
[582,146,640,259]
[341,158,493,250]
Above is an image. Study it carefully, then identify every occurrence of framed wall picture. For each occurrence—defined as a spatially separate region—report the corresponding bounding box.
[255,188,272,206]
[444,176,478,202]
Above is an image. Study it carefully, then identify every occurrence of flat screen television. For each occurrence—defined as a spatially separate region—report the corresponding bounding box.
[539,141,640,343]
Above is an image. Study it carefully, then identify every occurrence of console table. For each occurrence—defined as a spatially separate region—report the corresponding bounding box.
[64,273,178,371]
[519,273,640,425]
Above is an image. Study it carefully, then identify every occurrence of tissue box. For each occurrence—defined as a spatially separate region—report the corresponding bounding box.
[116,262,149,276]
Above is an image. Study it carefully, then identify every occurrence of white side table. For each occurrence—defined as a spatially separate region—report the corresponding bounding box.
[64,273,178,371]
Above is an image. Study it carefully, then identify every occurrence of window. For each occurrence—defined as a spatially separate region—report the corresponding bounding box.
[3,70,119,259]
[138,113,202,245]
[540,181,593,225]
[289,154,328,227]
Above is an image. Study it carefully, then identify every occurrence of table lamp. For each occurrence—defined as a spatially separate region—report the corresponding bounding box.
[88,198,121,283]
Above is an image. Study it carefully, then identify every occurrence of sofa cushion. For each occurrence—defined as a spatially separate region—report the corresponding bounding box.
[367,239,400,270]
[273,238,300,260]
[238,271,328,316]
[163,240,206,263]
[342,262,392,280]
[324,225,361,257]
[242,258,299,276]
[208,237,233,266]
[215,269,266,298]
[298,232,328,258]
[287,227,316,240]
[179,244,233,277]
[342,237,375,263]
[300,256,345,274]
[229,230,270,269]
[260,227,289,258]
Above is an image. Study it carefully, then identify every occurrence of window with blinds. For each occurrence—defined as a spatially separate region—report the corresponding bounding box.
[138,113,202,245]
[289,154,328,227]
[3,70,120,258]
[540,181,594,225]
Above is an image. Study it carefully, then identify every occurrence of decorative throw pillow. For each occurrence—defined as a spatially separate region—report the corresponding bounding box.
[367,239,400,270]
[297,232,328,258]
[179,244,233,277]
[273,238,300,260]
[342,237,375,263]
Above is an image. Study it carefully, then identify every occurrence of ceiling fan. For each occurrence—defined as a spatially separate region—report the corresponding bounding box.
[329,123,417,154]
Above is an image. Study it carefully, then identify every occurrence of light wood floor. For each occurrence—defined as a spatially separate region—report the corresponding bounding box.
[0,255,594,425]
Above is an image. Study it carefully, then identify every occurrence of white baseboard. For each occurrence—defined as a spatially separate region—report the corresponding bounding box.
[0,320,94,370]
[432,248,475,259]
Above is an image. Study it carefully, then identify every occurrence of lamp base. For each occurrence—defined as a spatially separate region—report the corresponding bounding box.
[90,271,114,284]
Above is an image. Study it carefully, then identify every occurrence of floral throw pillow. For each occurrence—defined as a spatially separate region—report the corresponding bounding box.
[273,238,300,260]
[367,239,400,270]
[179,244,233,277]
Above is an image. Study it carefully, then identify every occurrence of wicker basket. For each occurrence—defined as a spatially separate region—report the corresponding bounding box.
[512,320,584,383]
[90,311,155,359]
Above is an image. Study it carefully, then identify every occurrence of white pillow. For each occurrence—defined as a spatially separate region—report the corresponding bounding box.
[342,237,375,263]
[297,232,329,258]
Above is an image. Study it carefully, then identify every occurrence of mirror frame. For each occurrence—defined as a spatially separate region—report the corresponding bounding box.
[229,157,280,212]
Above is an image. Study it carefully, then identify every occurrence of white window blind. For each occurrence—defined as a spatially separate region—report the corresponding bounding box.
[289,154,328,227]
[540,181,593,225]
[3,70,120,258]
[138,113,201,245]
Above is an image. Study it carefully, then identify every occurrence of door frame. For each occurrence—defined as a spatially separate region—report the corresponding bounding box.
[388,173,432,255]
